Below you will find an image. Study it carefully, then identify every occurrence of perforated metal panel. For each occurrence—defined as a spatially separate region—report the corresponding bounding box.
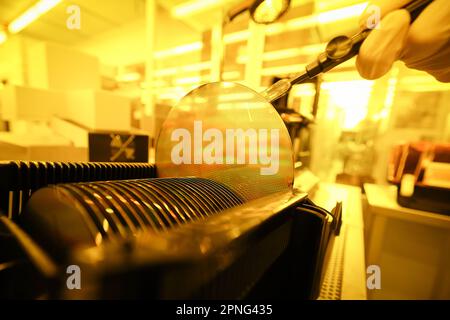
[318,225,346,300]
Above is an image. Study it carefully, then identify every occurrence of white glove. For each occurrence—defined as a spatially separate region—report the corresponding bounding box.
[356,0,450,82]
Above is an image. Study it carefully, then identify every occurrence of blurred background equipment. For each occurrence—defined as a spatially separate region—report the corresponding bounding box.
[387,142,450,215]
[270,75,320,167]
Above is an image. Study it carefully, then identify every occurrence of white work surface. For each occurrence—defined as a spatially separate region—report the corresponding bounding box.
[364,183,450,228]
[311,183,367,300]
[364,183,450,299]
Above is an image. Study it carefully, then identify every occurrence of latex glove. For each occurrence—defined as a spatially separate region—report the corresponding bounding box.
[356,0,450,82]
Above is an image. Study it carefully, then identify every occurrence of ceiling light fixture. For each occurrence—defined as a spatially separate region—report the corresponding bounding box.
[154,42,203,59]
[172,0,226,18]
[317,2,367,24]
[8,0,62,34]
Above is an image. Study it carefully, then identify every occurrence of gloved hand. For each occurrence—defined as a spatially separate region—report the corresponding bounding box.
[356,0,450,82]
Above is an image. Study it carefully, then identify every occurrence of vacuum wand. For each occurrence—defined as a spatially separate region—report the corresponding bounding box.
[261,0,434,102]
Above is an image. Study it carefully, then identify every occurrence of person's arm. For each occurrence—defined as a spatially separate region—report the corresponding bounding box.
[356,0,450,82]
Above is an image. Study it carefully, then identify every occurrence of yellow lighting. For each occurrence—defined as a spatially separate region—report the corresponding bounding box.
[116,72,141,82]
[322,69,361,82]
[400,75,450,92]
[265,15,316,35]
[8,0,62,34]
[264,45,324,60]
[224,30,249,44]
[154,42,203,59]
[173,76,204,85]
[157,92,185,101]
[264,2,367,36]
[156,2,366,62]
[291,84,316,97]
[172,0,225,17]
[154,61,211,77]
[141,80,168,88]
[317,2,367,24]
[154,86,190,100]
[218,92,256,102]
[321,80,373,130]
[321,80,373,90]
[222,70,241,80]
[0,31,7,45]
[261,64,305,76]
[237,44,325,64]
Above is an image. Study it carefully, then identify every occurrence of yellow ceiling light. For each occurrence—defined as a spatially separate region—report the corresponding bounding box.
[8,0,62,34]
[172,0,225,17]
[173,76,204,85]
[264,2,367,36]
[317,2,367,24]
[0,30,7,45]
[223,30,249,44]
[154,42,203,59]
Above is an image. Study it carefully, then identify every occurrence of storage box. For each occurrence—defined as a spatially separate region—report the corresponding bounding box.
[26,41,100,90]
[1,85,66,121]
[65,90,131,131]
